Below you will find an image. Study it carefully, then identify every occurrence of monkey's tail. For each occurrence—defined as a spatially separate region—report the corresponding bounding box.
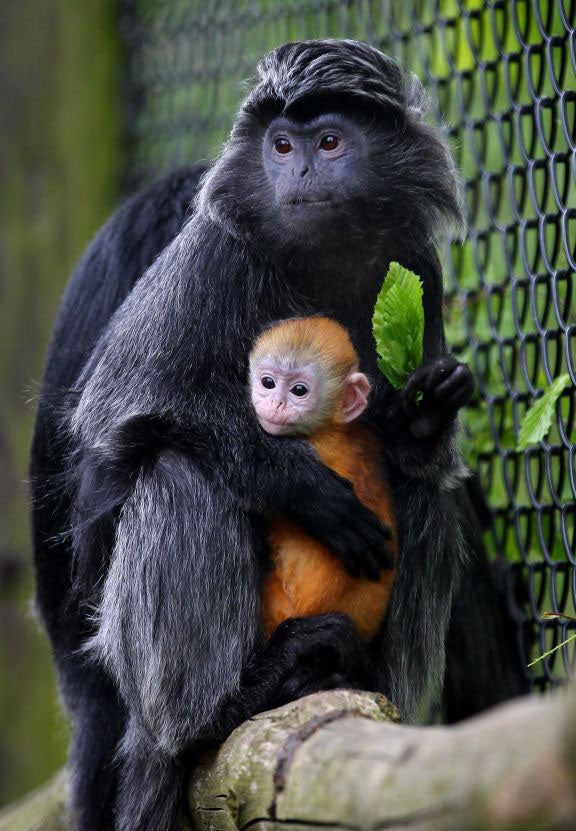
[114,718,189,831]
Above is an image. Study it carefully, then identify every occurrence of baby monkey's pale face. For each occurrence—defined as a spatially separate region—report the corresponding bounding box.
[250,353,370,437]
[251,360,320,436]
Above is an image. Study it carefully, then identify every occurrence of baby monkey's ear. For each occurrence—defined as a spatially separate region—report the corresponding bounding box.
[340,372,371,423]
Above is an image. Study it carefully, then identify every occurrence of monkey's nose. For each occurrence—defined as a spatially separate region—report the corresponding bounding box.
[300,166,309,178]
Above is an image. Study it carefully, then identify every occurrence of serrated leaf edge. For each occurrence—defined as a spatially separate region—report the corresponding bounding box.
[372,261,424,389]
[516,373,572,451]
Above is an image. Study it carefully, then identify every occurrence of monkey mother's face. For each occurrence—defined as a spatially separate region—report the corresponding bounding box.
[261,112,373,247]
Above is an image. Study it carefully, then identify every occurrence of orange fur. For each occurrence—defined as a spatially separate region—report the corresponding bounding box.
[256,318,397,642]
[263,423,396,641]
[251,318,359,380]
[250,318,361,430]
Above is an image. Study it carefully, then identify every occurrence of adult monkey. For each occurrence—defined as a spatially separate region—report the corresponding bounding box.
[31,40,525,831]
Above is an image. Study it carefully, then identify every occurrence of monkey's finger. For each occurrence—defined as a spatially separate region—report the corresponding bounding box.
[373,542,395,571]
[410,378,474,438]
[365,545,394,577]
[297,475,392,568]
[430,364,475,405]
[401,356,458,409]
[356,551,381,581]
[276,670,349,705]
[378,522,394,541]
[327,531,374,577]
[400,359,440,394]
[420,357,460,393]
[339,551,362,577]
[339,542,390,581]
[333,474,391,542]
[354,520,393,555]
[344,527,393,571]
[352,509,393,541]
[329,506,392,551]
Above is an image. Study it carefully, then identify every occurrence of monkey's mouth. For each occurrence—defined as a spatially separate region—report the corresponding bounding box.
[257,416,293,436]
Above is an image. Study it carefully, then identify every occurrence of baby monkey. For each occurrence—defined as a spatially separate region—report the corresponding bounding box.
[250,317,397,641]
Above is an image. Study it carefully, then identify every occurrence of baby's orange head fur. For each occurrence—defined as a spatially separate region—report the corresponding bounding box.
[250,317,370,435]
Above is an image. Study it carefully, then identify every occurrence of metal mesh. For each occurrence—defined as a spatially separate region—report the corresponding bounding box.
[121,0,576,691]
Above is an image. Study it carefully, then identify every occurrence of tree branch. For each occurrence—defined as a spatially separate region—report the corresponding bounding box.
[1,689,575,830]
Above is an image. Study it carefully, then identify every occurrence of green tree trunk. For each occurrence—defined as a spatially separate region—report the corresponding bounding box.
[0,0,122,806]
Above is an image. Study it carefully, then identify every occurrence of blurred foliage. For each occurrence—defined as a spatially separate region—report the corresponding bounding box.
[0,0,123,808]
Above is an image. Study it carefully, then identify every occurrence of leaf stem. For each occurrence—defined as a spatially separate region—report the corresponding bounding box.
[527,632,576,668]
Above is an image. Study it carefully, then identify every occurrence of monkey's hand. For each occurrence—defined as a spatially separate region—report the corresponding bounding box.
[401,355,475,440]
[287,467,394,579]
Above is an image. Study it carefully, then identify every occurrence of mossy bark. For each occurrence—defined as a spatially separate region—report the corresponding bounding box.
[189,689,576,831]
[1,689,575,831]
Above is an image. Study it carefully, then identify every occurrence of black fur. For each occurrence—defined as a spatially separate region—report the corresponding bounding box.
[30,166,206,830]
[442,481,531,722]
[30,40,526,831]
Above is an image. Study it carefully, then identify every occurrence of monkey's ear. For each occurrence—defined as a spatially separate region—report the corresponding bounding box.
[340,372,371,423]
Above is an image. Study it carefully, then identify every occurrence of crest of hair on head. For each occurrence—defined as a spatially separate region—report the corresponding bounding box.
[250,318,363,432]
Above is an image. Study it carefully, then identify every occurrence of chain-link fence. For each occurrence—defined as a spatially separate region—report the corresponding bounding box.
[121,0,576,691]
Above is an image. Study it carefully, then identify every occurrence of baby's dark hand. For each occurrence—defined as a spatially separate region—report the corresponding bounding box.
[287,469,393,580]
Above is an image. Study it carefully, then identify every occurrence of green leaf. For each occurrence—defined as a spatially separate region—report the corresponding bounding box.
[516,373,572,451]
[372,262,424,389]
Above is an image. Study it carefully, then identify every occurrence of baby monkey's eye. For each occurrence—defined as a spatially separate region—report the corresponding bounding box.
[261,376,276,389]
[274,137,292,155]
[319,134,339,151]
[290,384,308,397]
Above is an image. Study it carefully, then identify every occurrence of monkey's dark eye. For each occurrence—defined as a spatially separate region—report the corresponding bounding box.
[319,134,340,151]
[290,384,308,397]
[261,376,276,389]
[274,137,292,155]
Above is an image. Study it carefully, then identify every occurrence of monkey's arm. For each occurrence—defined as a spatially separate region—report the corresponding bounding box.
[190,404,391,576]
[75,402,392,583]
[404,249,474,438]
[367,250,471,720]
[369,249,472,483]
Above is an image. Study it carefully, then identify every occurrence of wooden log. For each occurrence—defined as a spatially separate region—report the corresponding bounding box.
[1,689,575,831]
[189,689,576,830]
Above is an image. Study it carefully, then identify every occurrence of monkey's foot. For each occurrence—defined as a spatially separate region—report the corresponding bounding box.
[268,613,373,705]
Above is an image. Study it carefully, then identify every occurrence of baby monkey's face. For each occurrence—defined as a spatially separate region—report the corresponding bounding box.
[250,359,320,436]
